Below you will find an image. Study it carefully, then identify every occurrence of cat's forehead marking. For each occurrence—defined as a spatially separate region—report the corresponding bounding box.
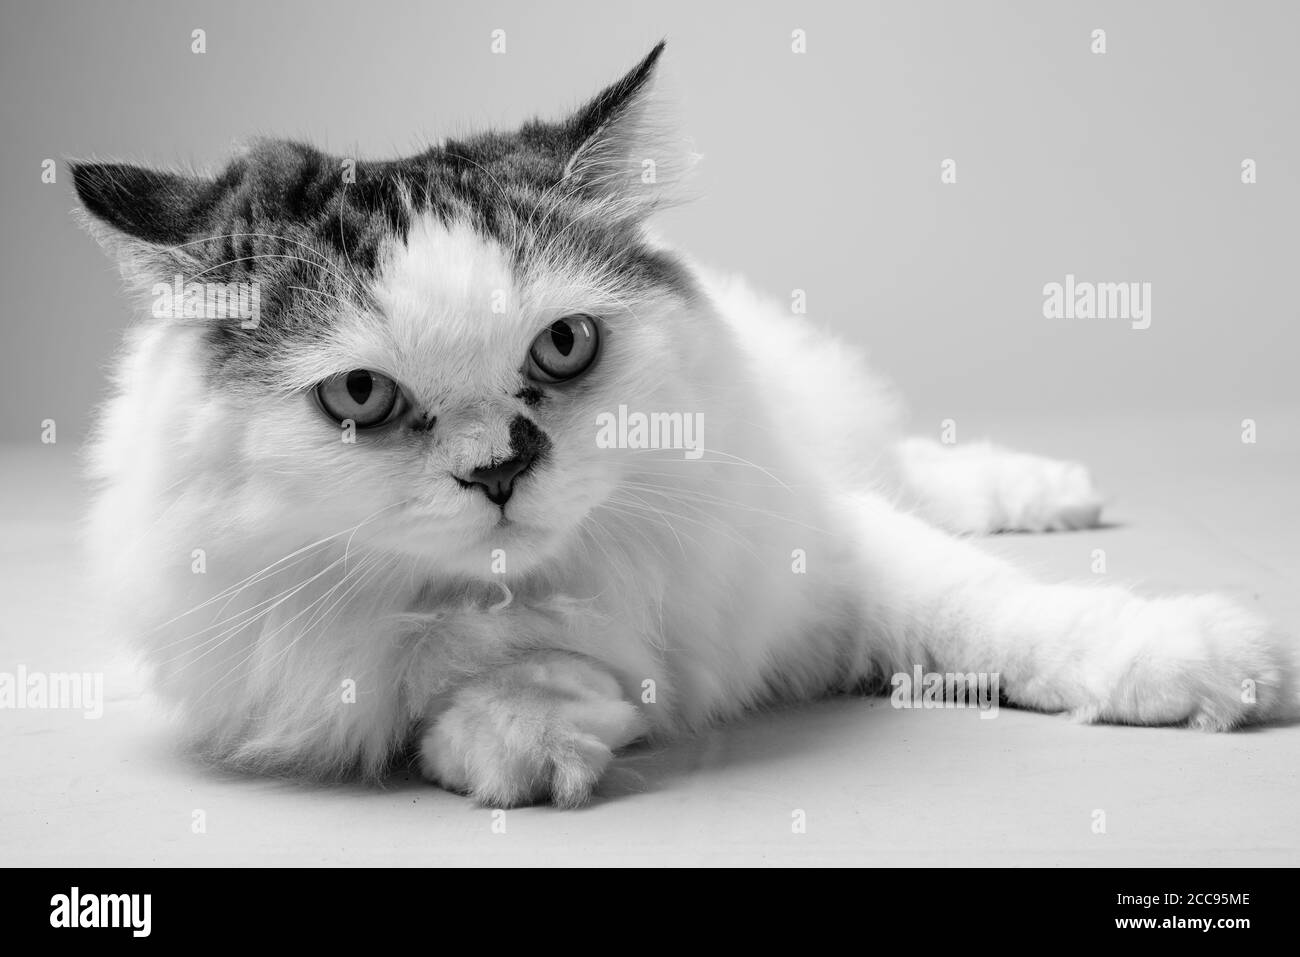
[374,212,514,326]
[357,211,523,399]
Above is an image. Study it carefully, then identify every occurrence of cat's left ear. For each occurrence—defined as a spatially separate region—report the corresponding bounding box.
[551,41,696,215]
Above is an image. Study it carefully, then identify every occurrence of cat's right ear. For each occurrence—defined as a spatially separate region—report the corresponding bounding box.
[72,162,212,247]
[70,160,244,282]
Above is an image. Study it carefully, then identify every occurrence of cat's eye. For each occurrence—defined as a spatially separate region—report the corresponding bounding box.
[315,370,404,428]
[527,315,600,383]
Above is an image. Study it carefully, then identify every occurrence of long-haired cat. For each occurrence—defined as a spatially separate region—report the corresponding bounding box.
[73,43,1294,807]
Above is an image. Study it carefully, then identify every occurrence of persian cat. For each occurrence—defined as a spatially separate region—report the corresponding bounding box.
[73,43,1293,806]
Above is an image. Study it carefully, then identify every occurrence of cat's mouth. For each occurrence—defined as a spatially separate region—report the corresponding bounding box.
[479,509,536,542]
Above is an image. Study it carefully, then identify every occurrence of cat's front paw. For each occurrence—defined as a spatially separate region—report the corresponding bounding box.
[1076,594,1296,730]
[418,656,645,808]
[898,439,1103,534]
[997,457,1102,533]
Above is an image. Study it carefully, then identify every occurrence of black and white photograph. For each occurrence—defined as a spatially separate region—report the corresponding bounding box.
[1,0,1296,917]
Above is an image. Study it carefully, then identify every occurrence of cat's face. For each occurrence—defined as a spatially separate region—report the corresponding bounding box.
[76,44,709,578]
[233,204,698,578]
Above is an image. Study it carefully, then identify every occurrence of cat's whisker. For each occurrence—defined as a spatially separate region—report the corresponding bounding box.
[163,231,370,302]
[607,492,697,558]
[205,497,410,624]
[538,187,661,258]
[193,554,387,704]
[604,491,740,559]
[623,446,794,490]
[331,179,393,302]
[624,468,808,489]
[575,513,631,572]
[582,503,678,582]
[305,553,396,639]
[524,169,590,241]
[212,554,381,676]
[198,552,397,704]
[149,499,410,635]
[619,480,834,536]
[148,535,346,636]
[610,500,756,564]
[595,499,678,559]
[441,151,522,251]
[152,552,354,663]
[288,285,356,311]
[182,252,361,292]
[614,487,770,560]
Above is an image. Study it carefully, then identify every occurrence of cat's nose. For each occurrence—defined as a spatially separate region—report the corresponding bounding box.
[458,453,535,506]
[455,416,550,507]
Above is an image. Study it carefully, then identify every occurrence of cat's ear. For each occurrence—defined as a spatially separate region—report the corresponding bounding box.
[70,159,246,282]
[554,41,696,215]
[72,162,215,247]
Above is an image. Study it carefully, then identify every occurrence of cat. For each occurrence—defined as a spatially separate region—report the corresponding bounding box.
[73,42,1294,807]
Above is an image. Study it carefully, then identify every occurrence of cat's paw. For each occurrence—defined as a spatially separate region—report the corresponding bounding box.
[898,439,1103,534]
[1075,594,1296,730]
[418,656,645,808]
[996,457,1102,533]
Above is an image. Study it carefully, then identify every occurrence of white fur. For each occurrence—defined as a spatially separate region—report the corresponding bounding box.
[87,213,1297,805]
[896,437,1104,533]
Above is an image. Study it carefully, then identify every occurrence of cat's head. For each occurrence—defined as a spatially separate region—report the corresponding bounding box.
[75,43,721,579]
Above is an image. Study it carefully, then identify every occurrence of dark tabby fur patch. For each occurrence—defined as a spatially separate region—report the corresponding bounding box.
[72,43,697,387]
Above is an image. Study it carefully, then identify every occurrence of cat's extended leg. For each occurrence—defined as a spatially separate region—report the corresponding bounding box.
[417,651,645,808]
[895,437,1104,534]
[843,492,1295,727]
